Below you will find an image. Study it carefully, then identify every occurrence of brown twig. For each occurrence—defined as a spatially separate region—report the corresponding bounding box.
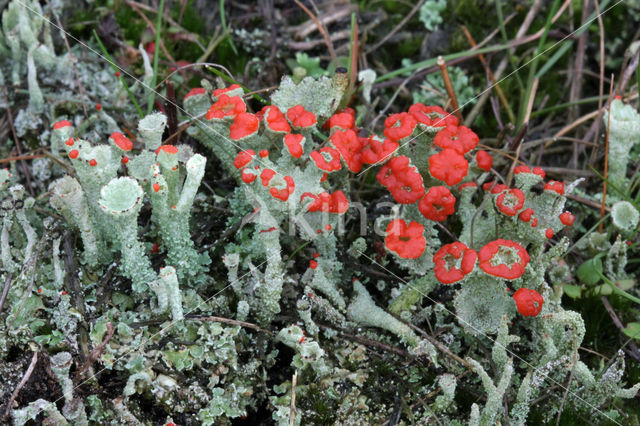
[0,154,46,165]
[347,14,359,103]
[291,4,357,39]
[566,194,610,211]
[592,0,606,152]
[2,88,34,196]
[165,81,178,141]
[365,0,424,53]
[184,315,273,334]
[601,296,640,362]
[63,231,91,363]
[178,0,188,24]
[506,123,529,187]
[74,322,115,382]
[2,351,38,419]
[437,56,463,122]
[294,0,337,67]
[46,0,89,118]
[523,77,538,127]
[125,0,205,51]
[544,110,601,148]
[127,1,177,68]
[556,338,579,426]
[289,370,298,426]
[403,320,475,370]
[600,75,614,233]
[461,26,515,124]
[568,0,590,123]
[0,273,12,314]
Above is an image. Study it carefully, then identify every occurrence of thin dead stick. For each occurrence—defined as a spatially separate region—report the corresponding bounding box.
[566,194,611,211]
[159,62,234,90]
[506,123,529,187]
[568,0,590,123]
[592,0,606,148]
[403,320,475,369]
[437,56,463,121]
[292,4,356,39]
[506,78,537,184]
[579,346,609,360]
[2,88,34,197]
[289,370,298,426]
[0,273,12,314]
[125,0,205,51]
[2,351,38,419]
[556,338,579,426]
[366,0,425,53]
[523,77,538,126]
[0,154,46,164]
[461,25,515,124]
[544,110,601,148]
[347,15,358,102]
[127,1,177,68]
[600,75,614,233]
[295,0,337,67]
[601,296,640,362]
[46,0,88,118]
[74,322,115,382]
[184,315,272,334]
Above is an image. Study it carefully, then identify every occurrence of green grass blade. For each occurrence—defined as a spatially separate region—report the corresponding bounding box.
[535,41,573,78]
[220,0,238,55]
[93,30,144,118]
[517,0,562,127]
[147,0,165,115]
[495,0,524,91]
[375,43,513,83]
[206,66,268,104]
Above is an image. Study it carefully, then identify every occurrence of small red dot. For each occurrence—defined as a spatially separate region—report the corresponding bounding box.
[310,260,318,269]
[545,228,554,239]
[115,71,121,77]
[89,159,97,167]
[312,252,320,258]
[153,183,161,192]
[69,149,79,159]
[95,103,102,111]
[38,288,42,294]
[121,156,129,164]
[259,149,269,157]
[151,243,159,253]
[65,138,74,146]
[325,224,332,231]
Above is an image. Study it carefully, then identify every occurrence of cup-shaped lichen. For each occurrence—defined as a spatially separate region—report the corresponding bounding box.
[611,200,640,233]
[158,266,183,320]
[603,99,640,188]
[137,112,167,151]
[149,153,207,282]
[99,177,155,291]
[49,176,101,266]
